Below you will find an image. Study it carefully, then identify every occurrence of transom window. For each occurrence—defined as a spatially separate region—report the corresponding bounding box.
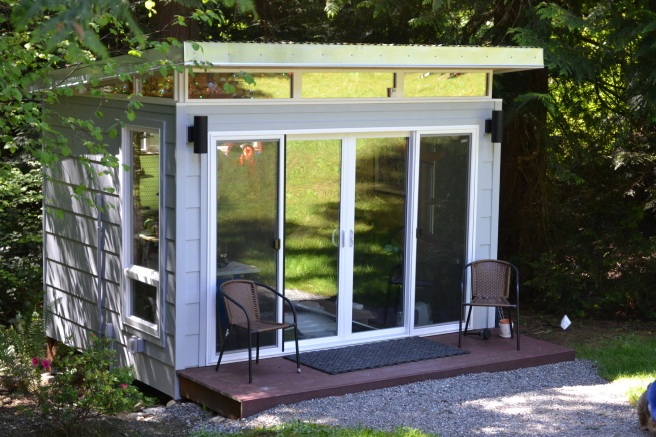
[185,71,490,100]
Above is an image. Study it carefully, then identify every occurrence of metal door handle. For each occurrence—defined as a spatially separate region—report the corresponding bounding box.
[331,229,339,247]
[350,229,354,247]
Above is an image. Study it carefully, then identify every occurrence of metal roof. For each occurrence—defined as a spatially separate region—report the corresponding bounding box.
[182,42,543,73]
[48,42,542,90]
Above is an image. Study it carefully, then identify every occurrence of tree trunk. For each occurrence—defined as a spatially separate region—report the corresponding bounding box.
[152,2,199,41]
[497,68,549,262]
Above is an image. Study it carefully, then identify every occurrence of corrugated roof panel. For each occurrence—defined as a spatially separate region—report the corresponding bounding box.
[45,41,542,93]
[183,42,543,73]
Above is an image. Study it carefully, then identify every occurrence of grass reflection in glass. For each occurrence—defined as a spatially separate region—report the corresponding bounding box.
[217,141,279,285]
[285,139,341,298]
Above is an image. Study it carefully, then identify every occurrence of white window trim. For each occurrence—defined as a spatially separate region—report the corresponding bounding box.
[205,125,481,362]
[204,133,286,365]
[121,124,166,344]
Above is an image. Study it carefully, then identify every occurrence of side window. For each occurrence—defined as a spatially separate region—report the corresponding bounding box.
[124,128,161,334]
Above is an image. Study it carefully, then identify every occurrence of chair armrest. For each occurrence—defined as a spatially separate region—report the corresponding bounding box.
[254,281,299,325]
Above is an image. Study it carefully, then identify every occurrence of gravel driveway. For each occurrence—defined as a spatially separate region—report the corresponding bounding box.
[193,359,644,436]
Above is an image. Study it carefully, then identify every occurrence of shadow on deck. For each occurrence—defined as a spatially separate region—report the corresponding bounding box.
[177,332,574,419]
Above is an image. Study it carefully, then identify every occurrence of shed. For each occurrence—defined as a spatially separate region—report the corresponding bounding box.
[43,42,543,398]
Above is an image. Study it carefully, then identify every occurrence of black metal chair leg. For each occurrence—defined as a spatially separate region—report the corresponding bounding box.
[458,306,465,347]
[247,331,253,384]
[463,305,474,336]
[215,328,230,372]
[515,308,520,350]
[293,325,301,373]
[256,332,260,364]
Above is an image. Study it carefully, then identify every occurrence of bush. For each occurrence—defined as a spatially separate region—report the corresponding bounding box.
[0,154,43,322]
[523,215,656,319]
[34,333,153,434]
[0,310,48,393]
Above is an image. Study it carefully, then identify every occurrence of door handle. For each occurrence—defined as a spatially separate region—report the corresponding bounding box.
[331,229,339,247]
[349,229,354,247]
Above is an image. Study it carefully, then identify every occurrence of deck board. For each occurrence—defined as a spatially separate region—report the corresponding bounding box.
[177,332,574,418]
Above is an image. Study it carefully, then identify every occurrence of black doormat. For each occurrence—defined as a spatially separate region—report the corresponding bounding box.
[284,337,469,375]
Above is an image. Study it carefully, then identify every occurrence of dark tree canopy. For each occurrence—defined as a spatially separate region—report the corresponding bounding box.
[2,0,655,320]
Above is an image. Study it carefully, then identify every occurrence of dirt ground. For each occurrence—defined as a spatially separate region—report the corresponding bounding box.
[0,395,196,437]
[2,311,654,437]
[520,310,656,350]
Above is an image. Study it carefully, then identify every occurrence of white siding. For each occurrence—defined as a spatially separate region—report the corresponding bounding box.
[44,96,178,397]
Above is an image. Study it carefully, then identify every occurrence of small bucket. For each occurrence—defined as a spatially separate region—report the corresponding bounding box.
[499,319,512,338]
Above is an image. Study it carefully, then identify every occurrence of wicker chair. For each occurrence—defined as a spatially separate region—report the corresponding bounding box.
[458,259,520,350]
[215,280,300,383]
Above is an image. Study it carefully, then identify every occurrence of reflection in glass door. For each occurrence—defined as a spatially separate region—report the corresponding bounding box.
[285,136,409,341]
[215,139,280,354]
[353,137,408,332]
[414,135,470,326]
[285,139,341,340]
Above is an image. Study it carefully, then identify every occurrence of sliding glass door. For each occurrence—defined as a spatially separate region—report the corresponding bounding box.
[414,134,470,327]
[284,134,409,343]
[209,129,472,359]
[284,139,342,340]
[213,139,281,354]
[352,137,408,332]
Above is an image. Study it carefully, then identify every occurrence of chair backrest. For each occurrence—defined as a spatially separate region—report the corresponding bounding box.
[469,260,512,299]
[220,280,261,325]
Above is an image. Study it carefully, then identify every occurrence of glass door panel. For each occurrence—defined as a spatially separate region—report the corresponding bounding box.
[285,139,342,340]
[352,137,408,332]
[215,140,279,353]
[414,135,470,326]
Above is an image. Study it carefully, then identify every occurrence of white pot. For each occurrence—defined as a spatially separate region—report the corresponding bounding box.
[499,319,512,338]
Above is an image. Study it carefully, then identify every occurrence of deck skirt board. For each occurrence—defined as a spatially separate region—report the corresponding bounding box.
[177,333,574,419]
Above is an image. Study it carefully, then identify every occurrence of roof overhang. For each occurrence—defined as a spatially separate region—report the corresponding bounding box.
[182,42,544,74]
[48,42,543,90]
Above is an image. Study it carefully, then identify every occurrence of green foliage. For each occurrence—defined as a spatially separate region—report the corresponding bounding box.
[509,1,656,318]
[0,309,153,434]
[0,310,49,393]
[191,420,437,436]
[0,0,257,326]
[34,333,153,435]
[11,0,145,59]
[0,153,43,321]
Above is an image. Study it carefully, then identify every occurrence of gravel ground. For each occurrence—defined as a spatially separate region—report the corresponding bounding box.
[0,359,646,436]
[191,359,644,437]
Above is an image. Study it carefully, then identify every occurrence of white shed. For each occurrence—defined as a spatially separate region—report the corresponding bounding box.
[43,42,543,398]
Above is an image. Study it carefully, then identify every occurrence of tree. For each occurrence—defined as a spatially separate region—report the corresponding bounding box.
[327,0,656,317]
[0,0,257,322]
[510,1,656,317]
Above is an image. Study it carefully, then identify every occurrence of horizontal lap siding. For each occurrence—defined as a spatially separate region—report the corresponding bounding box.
[182,100,494,133]
[45,97,178,396]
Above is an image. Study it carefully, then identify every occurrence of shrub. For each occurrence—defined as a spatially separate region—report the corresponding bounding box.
[0,310,48,393]
[34,333,152,434]
[0,154,43,323]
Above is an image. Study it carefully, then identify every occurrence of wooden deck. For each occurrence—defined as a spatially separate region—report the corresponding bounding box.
[177,332,575,419]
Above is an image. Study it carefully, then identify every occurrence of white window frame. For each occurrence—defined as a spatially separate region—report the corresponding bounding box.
[205,133,286,365]
[121,124,166,343]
